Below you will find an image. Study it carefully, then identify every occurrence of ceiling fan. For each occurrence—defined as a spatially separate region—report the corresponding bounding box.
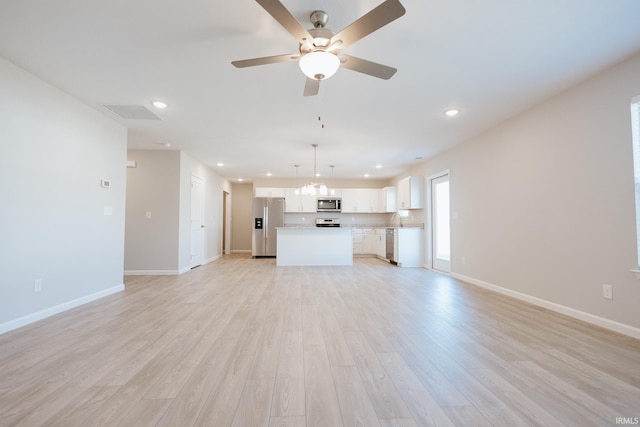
[232,0,406,96]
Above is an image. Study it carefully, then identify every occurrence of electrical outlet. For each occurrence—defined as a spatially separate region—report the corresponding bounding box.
[602,284,612,300]
[34,279,42,293]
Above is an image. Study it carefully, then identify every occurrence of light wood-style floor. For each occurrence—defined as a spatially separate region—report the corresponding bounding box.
[1,255,639,426]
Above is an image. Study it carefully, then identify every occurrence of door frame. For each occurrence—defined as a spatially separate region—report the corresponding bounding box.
[425,169,451,272]
[190,175,205,268]
[222,190,230,255]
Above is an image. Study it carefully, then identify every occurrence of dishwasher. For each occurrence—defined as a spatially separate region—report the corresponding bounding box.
[385,228,397,265]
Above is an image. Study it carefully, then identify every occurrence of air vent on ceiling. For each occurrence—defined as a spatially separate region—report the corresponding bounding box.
[101,104,161,120]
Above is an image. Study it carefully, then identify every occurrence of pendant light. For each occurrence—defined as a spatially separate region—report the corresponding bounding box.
[300,144,329,196]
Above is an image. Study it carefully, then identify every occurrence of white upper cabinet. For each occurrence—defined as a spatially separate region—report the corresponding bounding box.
[341,188,379,213]
[300,194,317,212]
[397,176,423,209]
[256,183,420,213]
[328,188,342,198]
[379,186,397,213]
[284,188,316,213]
[254,187,286,197]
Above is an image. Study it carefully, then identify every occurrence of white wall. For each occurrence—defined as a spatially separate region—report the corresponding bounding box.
[124,150,229,274]
[421,52,640,335]
[124,150,181,273]
[179,151,229,270]
[0,56,127,332]
[231,183,254,252]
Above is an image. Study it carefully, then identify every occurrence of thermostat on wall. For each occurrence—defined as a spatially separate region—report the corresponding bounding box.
[101,179,111,188]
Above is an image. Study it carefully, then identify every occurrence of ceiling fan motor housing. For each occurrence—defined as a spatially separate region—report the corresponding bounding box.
[310,10,329,28]
[300,27,335,54]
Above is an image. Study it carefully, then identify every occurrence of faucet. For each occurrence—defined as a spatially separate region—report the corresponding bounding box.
[390,213,403,227]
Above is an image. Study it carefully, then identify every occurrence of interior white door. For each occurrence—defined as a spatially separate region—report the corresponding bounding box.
[431,174,451,272]
[190,176,204,268]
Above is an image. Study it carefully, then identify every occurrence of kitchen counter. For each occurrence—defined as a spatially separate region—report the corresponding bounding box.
[276,227,353,266]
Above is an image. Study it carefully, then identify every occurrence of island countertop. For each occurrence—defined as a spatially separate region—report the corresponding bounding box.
[276,227,353,266]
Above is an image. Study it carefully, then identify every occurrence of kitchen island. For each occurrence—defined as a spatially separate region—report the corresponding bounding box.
[276,227,353,266]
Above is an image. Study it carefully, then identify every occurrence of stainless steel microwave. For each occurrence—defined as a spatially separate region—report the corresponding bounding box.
[317,198,341,212]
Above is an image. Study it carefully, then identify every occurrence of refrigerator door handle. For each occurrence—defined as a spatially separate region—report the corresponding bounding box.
[263,206,268,250]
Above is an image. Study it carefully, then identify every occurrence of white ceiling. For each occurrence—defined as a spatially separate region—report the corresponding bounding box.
[2,0,640,182]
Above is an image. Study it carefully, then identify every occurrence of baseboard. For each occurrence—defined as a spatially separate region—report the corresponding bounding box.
[231,250,251,254]
[125,257,222,276]
[203,254,222,264]
[124,269,182,276]
[450,273,640,340]
[0,284,125,335]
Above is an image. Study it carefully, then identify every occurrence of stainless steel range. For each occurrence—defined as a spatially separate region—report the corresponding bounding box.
[315,218,341,227]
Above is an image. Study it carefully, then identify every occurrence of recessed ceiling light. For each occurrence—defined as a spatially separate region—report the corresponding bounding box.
[266,172,272,177]
[375,164,382,169]
[216,163,224,167]
[445,108,460,117]
[364,173,370,178]
[152,101,168,109]
[238,178,244,182]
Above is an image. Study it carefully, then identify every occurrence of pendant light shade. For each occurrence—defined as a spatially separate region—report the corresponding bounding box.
[299,51,340,80]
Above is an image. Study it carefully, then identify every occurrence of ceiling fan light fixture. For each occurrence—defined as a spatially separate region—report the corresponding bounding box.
[299,51,340,80]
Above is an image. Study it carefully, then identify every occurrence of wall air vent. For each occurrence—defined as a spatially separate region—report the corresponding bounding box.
[101,104,161,120]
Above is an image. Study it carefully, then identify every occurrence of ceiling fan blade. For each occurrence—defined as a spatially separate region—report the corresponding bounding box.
[331,0,406,49]
[339,54,397,79]
[303,78,320,97]
[232,53,300,68]
[256,0,313,43]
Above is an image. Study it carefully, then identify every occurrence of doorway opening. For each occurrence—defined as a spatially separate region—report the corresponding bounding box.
[428,171,451,273]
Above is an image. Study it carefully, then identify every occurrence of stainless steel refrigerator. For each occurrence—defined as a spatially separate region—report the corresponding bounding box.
[252,197,285,257]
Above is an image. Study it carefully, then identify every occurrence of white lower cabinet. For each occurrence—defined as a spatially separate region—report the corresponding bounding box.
[353,228,388,258]
[361,229,374,254]
[352,229,374,254]
[374,229,387,258]
[362,227,422,266]
[352,229,363,254]
[396,228,422,267]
